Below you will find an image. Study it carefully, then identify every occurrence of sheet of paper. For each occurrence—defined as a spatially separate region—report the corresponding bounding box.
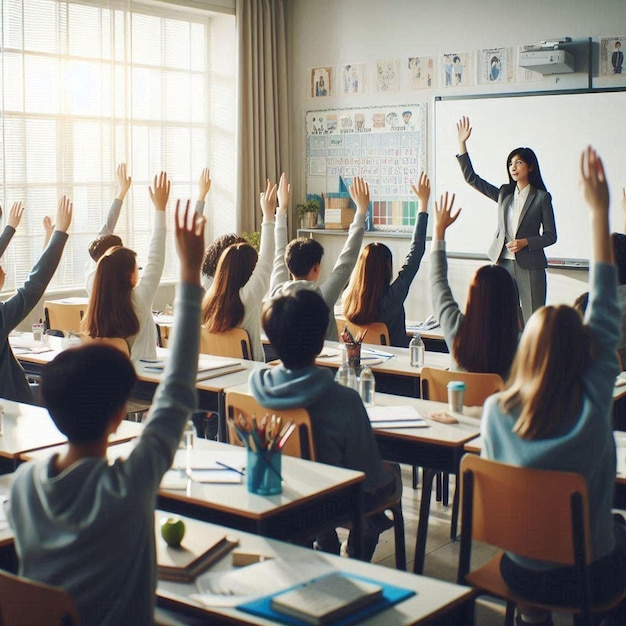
[173,449,246,473]
[367,405,427,426]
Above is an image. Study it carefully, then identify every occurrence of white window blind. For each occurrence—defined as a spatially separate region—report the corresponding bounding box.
[0,0,236,293]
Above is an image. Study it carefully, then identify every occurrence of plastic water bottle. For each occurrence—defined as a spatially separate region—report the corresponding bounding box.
[359,365,376,407]
[181,420,195,473]
[409,333,425,368]
[335,363,357,390]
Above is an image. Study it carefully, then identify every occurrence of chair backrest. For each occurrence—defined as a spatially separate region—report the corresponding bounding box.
[459,454,592,566]
[420,367,504,406]
[225,391,316,461]
[0,569,81,625]
[44,301,86,333]
[200,326,252,360]
[337,319,390,346]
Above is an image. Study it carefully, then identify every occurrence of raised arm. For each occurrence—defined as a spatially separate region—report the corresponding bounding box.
[99,163,132,236]
[1,197,72,333]
[195,167,211,216]
[0,202,24,257]
[455,117,500,203]
[318,176,368,304]
[126,200,205,491]
[270,173,290,294]
[430,192,465,349]
[384,173,430,305]
[134,172,168,300]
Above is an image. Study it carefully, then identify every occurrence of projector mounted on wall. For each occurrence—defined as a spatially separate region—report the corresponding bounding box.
[519,38,575,74]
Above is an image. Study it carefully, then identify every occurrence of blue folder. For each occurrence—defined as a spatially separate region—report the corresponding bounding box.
[237,572,415,626]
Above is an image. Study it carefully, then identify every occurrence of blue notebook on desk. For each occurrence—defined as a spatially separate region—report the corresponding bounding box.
[237,572,415,626]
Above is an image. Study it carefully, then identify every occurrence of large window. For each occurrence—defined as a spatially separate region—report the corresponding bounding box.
[0,0,236,293]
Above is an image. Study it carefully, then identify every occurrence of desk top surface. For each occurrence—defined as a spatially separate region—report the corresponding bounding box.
[0,400,142,459]
[156,510,472,626]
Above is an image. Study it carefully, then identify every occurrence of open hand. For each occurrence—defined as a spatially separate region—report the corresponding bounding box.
[55,196,73,233]
[198,168,212,201]
[349,176,370,213]
[116,163,132,200]
[277,172,290,211]
[260,179,278,221]
[7,202,25,229]
[411,172,430,212]
[433,192,461,240]
[175,199,206,284]
[149,172,170,212]
[580,146,609,215]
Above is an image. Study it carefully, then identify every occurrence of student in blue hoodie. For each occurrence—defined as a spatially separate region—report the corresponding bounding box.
[482,147,626,626]
[250,289,397,561]
[8,201,206,626]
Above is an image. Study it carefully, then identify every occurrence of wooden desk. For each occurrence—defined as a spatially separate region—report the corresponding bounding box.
[32,438,365,552]
[155,511,474,626]
[371,394,481,575]
[314,341,450,397]
[0,400,142,469]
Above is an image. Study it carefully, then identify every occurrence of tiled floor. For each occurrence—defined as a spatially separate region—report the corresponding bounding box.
[356,465,624,626]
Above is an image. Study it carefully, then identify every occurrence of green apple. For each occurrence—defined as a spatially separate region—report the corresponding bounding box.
[160,517,185,547]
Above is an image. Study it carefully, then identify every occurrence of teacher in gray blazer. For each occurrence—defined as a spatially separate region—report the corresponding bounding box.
[456,116,557,324]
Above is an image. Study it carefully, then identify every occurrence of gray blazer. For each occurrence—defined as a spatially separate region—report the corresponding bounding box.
[457,152,557,270]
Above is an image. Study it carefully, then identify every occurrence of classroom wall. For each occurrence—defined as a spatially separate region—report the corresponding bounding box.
[287,0,626,320]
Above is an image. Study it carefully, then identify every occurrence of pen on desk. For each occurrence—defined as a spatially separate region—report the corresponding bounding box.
[215,460,245,476]
[139,358,163,364]
[144,366,164,372]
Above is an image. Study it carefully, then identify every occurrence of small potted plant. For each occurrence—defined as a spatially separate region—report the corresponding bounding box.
[296,199,320,229]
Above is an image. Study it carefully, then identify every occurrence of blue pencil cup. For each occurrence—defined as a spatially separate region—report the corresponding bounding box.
[247,448,282,495]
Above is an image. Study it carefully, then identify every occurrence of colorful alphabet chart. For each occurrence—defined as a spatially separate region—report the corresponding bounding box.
[305,103,427,230]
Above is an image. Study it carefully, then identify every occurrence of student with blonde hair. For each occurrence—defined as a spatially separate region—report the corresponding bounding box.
[482,147,626,626]
[342,173,430,347]
[202,179,276,361]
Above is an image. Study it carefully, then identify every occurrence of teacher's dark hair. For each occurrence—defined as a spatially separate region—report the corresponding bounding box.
[506,147,547,192]
[453,264,519,379]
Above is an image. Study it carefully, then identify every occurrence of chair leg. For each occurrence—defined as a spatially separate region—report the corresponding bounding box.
[450,479,460,540]
[505,601,515,626]
[435,472,443,502]
[390,505,406,571]
[442,472,450,506]
[412,465,419,489]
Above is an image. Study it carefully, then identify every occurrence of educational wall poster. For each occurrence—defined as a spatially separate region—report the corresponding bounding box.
[310,66,332,98]
[600,36,625,77]
[305,103,427,231]
[441,51,474,88]
[478,47,515,84]
[406,56,435,90]
[517,45,544,82]
[374,59,401,93]
[339,63,368,96]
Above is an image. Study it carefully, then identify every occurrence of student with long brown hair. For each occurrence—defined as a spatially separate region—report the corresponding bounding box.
[342,172,430,347]
[430,191,519,379]
[482,147,625,626]
[202,179,276,361]
[82,172,170,361]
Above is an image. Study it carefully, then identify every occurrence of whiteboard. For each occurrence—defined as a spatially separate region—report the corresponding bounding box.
[435,90,626,264]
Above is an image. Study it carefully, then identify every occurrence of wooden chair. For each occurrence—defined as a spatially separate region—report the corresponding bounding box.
[225,390,406,570]
[417,367,505,537]
[336,319,390,346]
[0,569,80,625]
[225,390,316,460]
[44,301,86,333]
[200,326,252,360]
[457,454,626,626]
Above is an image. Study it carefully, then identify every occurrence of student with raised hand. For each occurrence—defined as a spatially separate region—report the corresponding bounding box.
[9,200,206,626]
[0,197,72,404]
[250,289,397,562]
[0,202,25,259]
[201,233,246,291]
[482,147,626,626]
[82,172,169,361]
[201,179,276,361]
[430,192,519,379]
[342,172,430,347]
[456,116,557,325]
[271,174,369,341]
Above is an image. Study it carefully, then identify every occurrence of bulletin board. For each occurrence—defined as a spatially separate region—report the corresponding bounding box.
[305,103,427,230]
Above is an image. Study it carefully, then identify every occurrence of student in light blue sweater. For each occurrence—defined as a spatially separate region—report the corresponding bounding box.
[481,147,626,626]
[8,201,206,626]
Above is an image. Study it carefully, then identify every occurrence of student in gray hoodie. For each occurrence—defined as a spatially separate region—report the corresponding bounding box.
[270,174,370,342]
[8,201,206,626]
[250,289,397,561]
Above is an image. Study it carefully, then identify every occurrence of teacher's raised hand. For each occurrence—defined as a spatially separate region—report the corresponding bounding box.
[456,116,472,154]
[434,191,461,241]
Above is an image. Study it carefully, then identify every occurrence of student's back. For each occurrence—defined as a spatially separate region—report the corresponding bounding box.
[9,201,205,626]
